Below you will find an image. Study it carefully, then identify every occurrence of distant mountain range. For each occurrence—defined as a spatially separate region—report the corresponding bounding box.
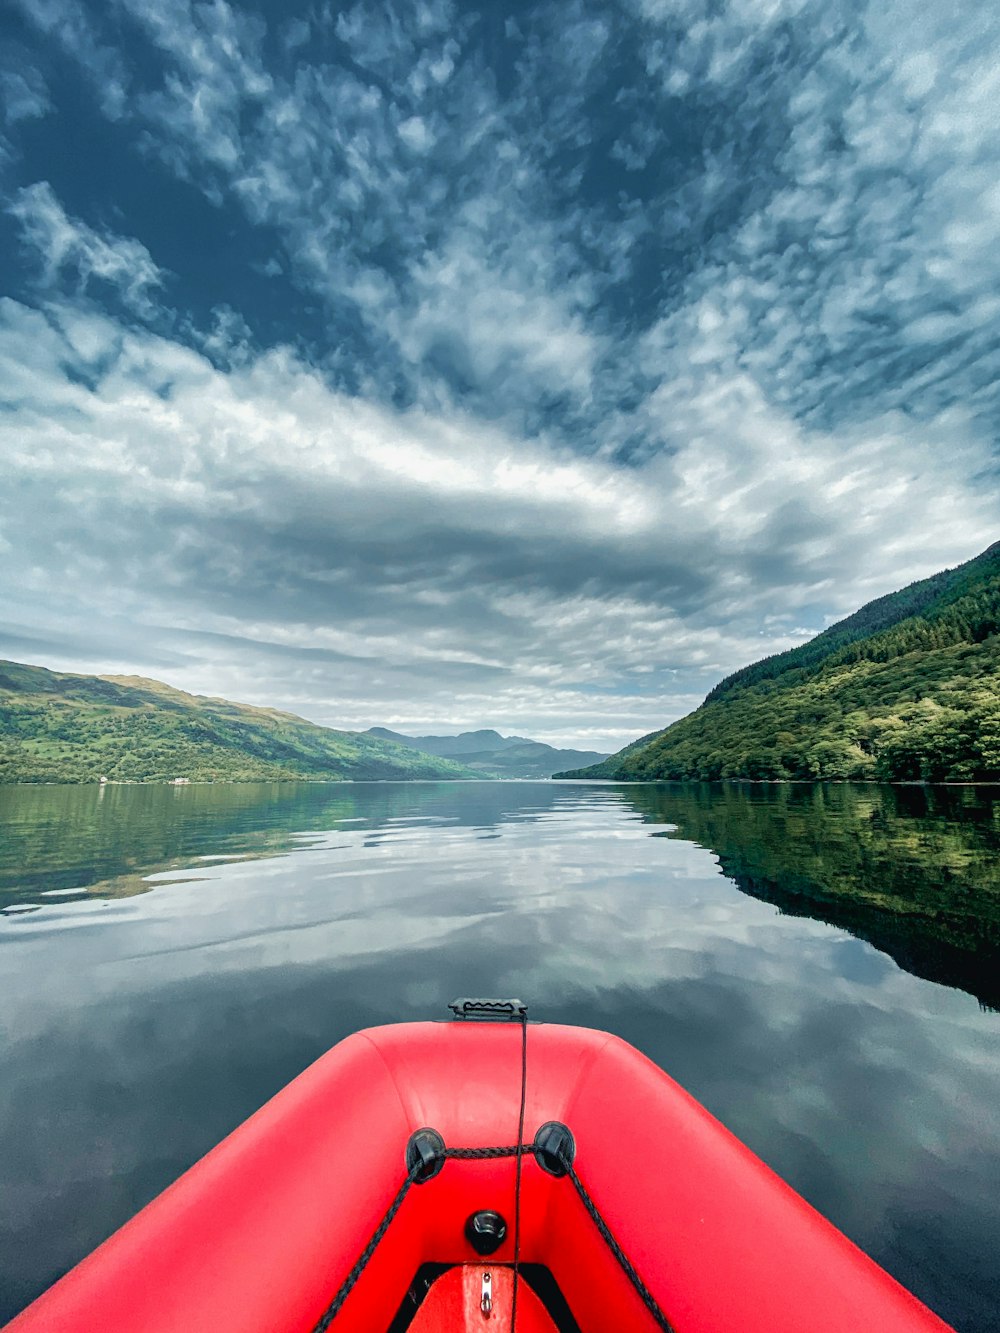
[0,661,478,784]
[559,541,1000,783]
[366,727,609,778]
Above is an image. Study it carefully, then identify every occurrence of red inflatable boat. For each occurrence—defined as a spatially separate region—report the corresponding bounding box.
[7,1000,952,1332]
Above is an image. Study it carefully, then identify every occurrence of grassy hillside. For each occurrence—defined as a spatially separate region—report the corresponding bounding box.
[0,661,478,784]
[559,542,1000,783]
[366,726,609,778]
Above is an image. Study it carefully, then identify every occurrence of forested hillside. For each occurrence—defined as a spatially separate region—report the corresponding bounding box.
[0,661,476,784]
[559,542,1000,783]
[366,727,608,777]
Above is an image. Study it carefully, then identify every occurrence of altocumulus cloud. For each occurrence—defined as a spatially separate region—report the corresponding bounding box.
[0,0,998,749]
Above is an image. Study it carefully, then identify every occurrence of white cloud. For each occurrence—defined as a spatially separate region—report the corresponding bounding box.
[8,183,167,316]
[637,0,810,88]
[4,0,1000,747]
[124,0,271,180]
[0,66,52,124]
[9,0,128,118]
[634,0,1000,437]
[10,0,613,436]
[395,225,602,412]
[397,115,434,153]
[1,295,997,747]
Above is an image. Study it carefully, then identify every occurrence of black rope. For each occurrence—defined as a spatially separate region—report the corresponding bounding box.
[310,1164,420,1333]
[445,1144,524,1159]
[310,1143,540,1329]
[309,1128,677,1333]
[510,1010,528,1332]
[566,1163,677,1333]
[309,1010,669,1333]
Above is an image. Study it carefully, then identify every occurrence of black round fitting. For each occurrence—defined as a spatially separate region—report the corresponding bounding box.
[465,1209,508,1255]
[405,1127,446,1183]
[533,1121,575,1176]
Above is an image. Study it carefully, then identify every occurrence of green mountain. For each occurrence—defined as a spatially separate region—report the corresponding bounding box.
[0,661,478,784]
[365,726,609,778]
[558,541,1000,783]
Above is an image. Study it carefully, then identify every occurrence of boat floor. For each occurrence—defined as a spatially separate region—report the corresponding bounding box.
[409,1265,560,1331]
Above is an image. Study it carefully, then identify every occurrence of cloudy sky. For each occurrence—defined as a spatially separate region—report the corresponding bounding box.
[1,0,998,751]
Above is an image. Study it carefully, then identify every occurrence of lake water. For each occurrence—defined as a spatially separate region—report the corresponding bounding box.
[1,780,998,1329]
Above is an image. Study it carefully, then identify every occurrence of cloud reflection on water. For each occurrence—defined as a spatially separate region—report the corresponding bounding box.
[0,780,998,1328]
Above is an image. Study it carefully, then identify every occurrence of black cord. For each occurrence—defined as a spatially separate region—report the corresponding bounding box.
[566,1163,677,1333]
[445,1144,523,1159]
[311,1164,420,1332]
[309,1109,676,1333]
[309,1006,670,1333]
[510,1010,528,1332]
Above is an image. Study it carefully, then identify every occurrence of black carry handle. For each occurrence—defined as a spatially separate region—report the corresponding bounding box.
[448,997,528,1021]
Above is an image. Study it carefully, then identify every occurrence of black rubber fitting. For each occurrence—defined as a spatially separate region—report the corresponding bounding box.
[405,1127,446,1183]
[465,1209,508,1255]
[448,997,528,1021]
[533,1121,575,1176]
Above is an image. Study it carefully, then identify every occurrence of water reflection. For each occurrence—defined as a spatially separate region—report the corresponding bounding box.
[0,782,580,909]
[621,782,1000,1010]
[0,781,998,1330]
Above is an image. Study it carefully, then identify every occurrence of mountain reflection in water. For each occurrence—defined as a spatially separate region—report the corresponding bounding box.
[4,780,996,1008]
[624,782,1000,1011]
[0,780,998,1331]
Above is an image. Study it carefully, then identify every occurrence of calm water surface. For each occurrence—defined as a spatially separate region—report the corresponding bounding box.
[1,780,998,1329]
